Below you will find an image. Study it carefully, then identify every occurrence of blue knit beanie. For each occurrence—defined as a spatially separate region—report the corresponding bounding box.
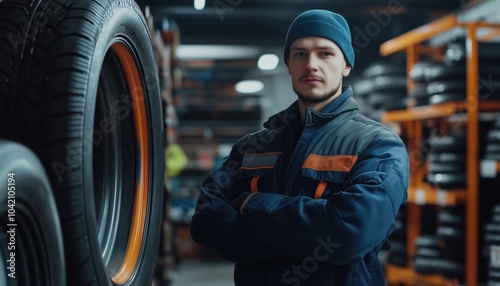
[284,9,355,68]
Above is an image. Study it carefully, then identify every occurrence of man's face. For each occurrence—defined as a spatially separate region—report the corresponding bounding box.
[286,37,351,104]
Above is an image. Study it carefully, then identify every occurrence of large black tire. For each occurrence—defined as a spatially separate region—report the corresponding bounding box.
[0,140,65,286]
[0,1,164,285]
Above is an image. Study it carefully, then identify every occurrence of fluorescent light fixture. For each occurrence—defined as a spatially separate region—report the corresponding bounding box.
[194,0,205,10]
[235,80,264,94]
[258,54,279,70]
[176,45,261,60]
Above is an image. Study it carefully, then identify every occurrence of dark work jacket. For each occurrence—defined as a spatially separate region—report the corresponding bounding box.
[190,86,409,286]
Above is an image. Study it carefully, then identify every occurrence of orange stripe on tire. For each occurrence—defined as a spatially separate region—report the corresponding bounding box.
[110,42,149,284]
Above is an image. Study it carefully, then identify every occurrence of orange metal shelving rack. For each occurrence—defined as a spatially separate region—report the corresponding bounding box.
[379,13,500,286]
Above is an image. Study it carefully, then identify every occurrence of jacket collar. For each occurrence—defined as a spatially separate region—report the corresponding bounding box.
[263,85,358,130]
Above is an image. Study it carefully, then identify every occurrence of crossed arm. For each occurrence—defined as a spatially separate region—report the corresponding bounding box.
[190,139,409,265]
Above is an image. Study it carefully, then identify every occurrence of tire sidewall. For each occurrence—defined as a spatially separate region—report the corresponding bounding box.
[81,2,163,284]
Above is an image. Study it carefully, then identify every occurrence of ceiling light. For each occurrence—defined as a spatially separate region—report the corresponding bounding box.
[258,54,279,70]
[176,45,261,60]
[194,0,205,10]
[235,80,264,94]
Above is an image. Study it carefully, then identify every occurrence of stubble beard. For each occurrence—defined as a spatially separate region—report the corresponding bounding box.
[293,81,342,104]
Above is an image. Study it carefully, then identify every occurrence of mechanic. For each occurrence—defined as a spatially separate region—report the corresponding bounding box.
[190,9,409,286]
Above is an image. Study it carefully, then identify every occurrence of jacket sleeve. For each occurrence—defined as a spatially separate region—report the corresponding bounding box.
[190,144,287,263]
[239,138,409,265]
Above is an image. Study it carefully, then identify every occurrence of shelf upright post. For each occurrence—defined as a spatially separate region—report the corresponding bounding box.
[465,22,480,286]
[406,44,422,268]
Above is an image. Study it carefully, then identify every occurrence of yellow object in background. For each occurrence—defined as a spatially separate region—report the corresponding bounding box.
[165,143,188,177]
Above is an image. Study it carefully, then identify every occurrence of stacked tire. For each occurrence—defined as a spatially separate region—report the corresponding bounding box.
[436,206,466,281]
[423,134,467,282]
[413,235,443,276]
[426,39,500,105]
[352,60,407,121]
[485,205,500,285]
[426,134,467,189]
[365,62,408,111]
[0,1,164,285]
[387,206,408,267]
[408,61,436,107]
[484,118,500,161]
[352,71,376,120]
[424,61,500,105]
[411,207,466,281]
[408,39,500,108]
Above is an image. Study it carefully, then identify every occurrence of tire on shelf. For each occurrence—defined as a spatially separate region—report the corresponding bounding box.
[485,233,500,247]
[362,62,406,78]
[423,61,499,82]
[408,83,430,98]
[437,226,465,245]
[428,92,465,105]
[485,153,500,160]
[486,223,500,233]
[415,246,444,259]
[438,259,465,280]
[415,235,440,248]
[413,256,441,275]
[429,161,465,173]
[408,61,437,83]
[489,264,500,277]
[445,40,500,63]
[370,75,408,92]
[428,152,466,163]
[372,75,407,95]
[367,92,408,111]
[488,130,500,143]
[489,270,500,281]
[430,136,466,153]
[426,80,466,95]
[438,209,465,227]
[427,172,466,189]
[0,1,164,285]
[423,62,466,81]
[494,215,500,224]
[0,140,66,286]
[352,78,374,98]
[485,143,500,154]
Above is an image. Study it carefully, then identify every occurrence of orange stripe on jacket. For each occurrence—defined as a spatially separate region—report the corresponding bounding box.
[314,181,328,199]
[302,154,358,172]
[250,176,260,193]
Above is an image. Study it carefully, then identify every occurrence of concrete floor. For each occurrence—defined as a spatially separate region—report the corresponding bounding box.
[169,260,234,286]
